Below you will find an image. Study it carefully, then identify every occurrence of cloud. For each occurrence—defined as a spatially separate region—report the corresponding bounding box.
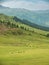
[0,0,49,10]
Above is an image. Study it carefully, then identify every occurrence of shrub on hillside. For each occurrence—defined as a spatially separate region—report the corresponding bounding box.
[46,33,49,37]
[17,29,24,35]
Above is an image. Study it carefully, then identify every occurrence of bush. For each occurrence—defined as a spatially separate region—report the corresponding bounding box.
[12,31,17,35]
[17,29,23,35]
[11,23,16,28]
[46,33,49,37]
[7,21,11,25]
[20,26,24,29]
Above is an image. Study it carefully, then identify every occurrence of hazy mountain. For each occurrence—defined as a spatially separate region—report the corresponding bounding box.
[13,17,49,31]
[0,5,49,27]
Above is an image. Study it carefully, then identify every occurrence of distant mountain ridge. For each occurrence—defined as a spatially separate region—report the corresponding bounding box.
[0,5,49,27]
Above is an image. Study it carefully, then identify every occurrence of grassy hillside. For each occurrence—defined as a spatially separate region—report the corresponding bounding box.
[0,14,48,35]
[0,14,49,65]
[0,14,49,47]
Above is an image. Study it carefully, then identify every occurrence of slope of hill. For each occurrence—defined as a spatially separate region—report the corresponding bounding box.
[0,14,49,35]
[0,14,49,48]
[0,14,29,35]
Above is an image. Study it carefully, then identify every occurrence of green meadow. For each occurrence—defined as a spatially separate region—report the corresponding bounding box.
[0,46,49,65]
[0,34,49,65]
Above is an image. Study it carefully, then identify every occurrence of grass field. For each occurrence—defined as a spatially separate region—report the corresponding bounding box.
[0,34,49,65]
[0,46,49,65]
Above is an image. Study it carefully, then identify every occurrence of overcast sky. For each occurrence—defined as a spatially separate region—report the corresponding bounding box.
[0,0,49,10]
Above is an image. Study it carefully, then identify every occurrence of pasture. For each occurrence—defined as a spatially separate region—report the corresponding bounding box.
[0,35,49,65]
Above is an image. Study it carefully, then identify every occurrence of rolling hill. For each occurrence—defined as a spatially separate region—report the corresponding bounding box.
[0,13,49,33]
[0,14,48,35]
[0,10,49,65]
[0,13,49,46]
